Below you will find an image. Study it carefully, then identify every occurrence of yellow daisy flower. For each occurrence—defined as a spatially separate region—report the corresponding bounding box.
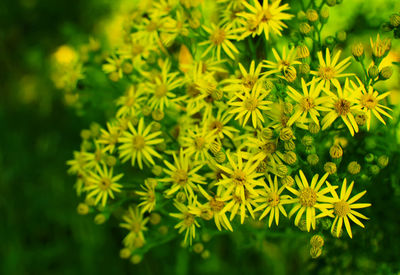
[116,85,145,118]
[181,124,216,162]
[98,122,121,153]
[222,189,259,224]
[67,150,90,175]
[118,118,164,169]
[254,175,291,227]
[192,185,233,232]
[85,164,123,207]
[322,78,360,136]
[206,108,239,140]
[228,81,272,128]
[286,78,330,126]
[223,60,264,93]
[170,196,200,245]
[136,179,157,213]
[263,46,301,77]
[145,59,184,111]
[286,170,336,232]
[120,206,149,249]
[199,23,239,60]
[216,151,264,202]
[351,78,392,131]
[325,179,371,238]
[311,48,352,89]
[238,0,293,40]
[162,149,206,198]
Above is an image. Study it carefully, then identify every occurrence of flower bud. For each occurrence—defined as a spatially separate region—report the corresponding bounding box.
[310,247,322,259]
[297,45,310,59]
[142,105,152,116]
[77,203,89,215]
[355,112,367,126]
[348,161,361,175]
[284,66,297,82]
[109,72,120,82]
[131,254,142,264]
[306,9,319,22]
[330,144,343,159]
[365,153,374,163]
[106,155,117,167]
[210,140,222,155]
[280,127,294,141]
[193,243,204,254]
[310,235,325,248]
[380,66,393,80]
[94,213,107,224]
[307,154,319,166]
[370,165,380,175]
[80,129,91,140]
[299,23,312,35]
[276,164,289,177]
[302,135,313,146]
[324,162,337,174]
[284,151,297,165]
[284,140,296,151]
[299,63,311,75]
[283,102,293,115]
[120,248,131,259]
[390,13,400,27]
[201,250,210,259]
[152,109,165,121]
[336,31,347,42]
[325,36,336,46]
[377,155,389,168]
[149,213,162,225]
[281,175,294,187]
[320,7,329,21]
[351,42,364,58]
[326,0,336,6]
[308,122,320,134]
[152,165,163,176]
[214,151,226,163]
[368,65,379,79]
[122,62,133,74]
[297,11,307,20]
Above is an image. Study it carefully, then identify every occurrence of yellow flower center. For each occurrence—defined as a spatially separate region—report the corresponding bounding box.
[242,76,257,89]
[261,9,273,22]
[210,28,226,45]
[360,94,377,109]
[334,200,350,217]
[130,221,142,233]
[268,192,280,207]
[183,212,195,226]
[146,21,158,32]
[99,178,112,190]
[194,137,206,150]
[334,99,351,116]
[318,66,335,80]
[132,135,146,150]
[301,96,315,111]
[244,97,259,111]
[233,170,247,185]
[209,120,223,133]
[155,84,168,98]
[210,198,225,213]
[299,188,317,207]
[172,169,188,186]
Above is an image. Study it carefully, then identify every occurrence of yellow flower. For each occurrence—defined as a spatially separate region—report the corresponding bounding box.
[181,124,216,162]
[145,59,184,111]
[162,149,206,197]
[116,85,145,118]
[118,118,164,169]
[263,46,301,77]
[206,108,239,140]
[351,79,392,131]
[120,207,149,249]
[286,170,336,232]
[136,179,157,213]
[254,175,291,227]
[98,122,121,153]
[170,196,200,245]
[223,60,264,93]
[286,78,330,126]
[85,164,123,207]
[199,23,239,60]
[67,150,90,175]
[238,0,293,40]
[311,48,352,89]
[322,78,360,136]
[222,188,258,224]
[191,185,233,231]
[325,179,371,238]
[216,151,264,202]
[370,34,391,59]
[228,81,272,128]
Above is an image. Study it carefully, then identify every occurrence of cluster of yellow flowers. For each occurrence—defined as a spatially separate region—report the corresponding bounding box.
[66,0,393,263]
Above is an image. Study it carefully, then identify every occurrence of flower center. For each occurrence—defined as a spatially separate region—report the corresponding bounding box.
[130,222,142,233]
[233,170,247,185]
[183,212,195,226]
[155,84,168,98]
[244,97,258,111]
[268,192,280,207]
[242,76,257,89]
[318,66,335,80]
[209,198,225,213]
[132,135,146,150]
[301,96,315,111]
[360,94,377,109]
[334,200,350,217]
[172,169,188,186]
[99,178,112,190]
[334,99,351,116]
[261,9,273,22]
[299,188,317,207]
[210,28,226,45]
[194,137,206,150]
[209,120,223,133]
[146,21,158,32]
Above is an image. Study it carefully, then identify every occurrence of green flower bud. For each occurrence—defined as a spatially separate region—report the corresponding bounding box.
[390,14,400,27]
[306,9,319,22]
[370,165,380,175]
[348,161,361,175]
[336,31,347,42]
[377,155,389,168]
[326,0,336,6]
[368,65,379,79]
[307,154,319,166]
[365,153,375,163]
[300,22,312,35]
[380,66,393,80]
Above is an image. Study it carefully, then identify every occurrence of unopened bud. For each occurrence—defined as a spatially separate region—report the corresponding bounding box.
[306,9,319,22]
[390,14,400,27]
[330,144,343,159]
[348,161,361,175]
[377,155,389,168]
[368,65,379,79]
[380,66,393,80]
[352,42,364,58]
[297,45,310,59]
[299,23,312,35]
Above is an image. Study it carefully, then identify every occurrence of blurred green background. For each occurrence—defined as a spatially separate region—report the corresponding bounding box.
[1,0,400,274]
